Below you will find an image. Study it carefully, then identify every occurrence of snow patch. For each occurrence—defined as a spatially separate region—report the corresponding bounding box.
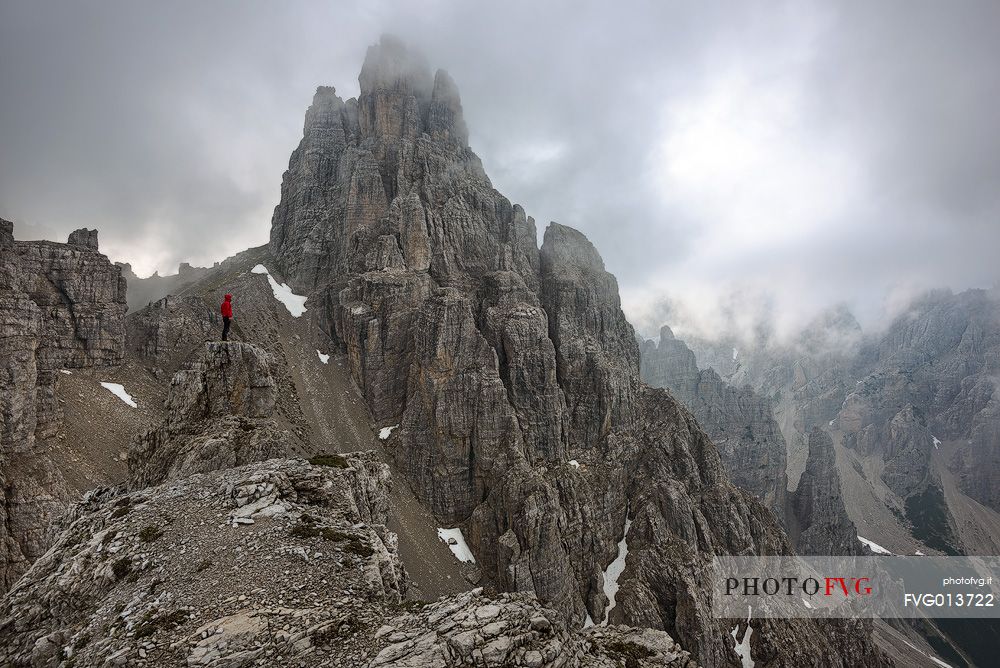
[600,515,632,625]
[569,459,581,469]
[251,264,308,317]
[731,606,754,668]
[732,347,739,361]
[899,638,954,667]
[858,536,892,555]
[932,435,941,450]
[316,350,329,364]
[915,550,925,556]
[100,382,137,408]
[436,528,475,563]
[379,425,398,440]
[828,419,835,426]
[802,598,813,609]
[59,369,72,375]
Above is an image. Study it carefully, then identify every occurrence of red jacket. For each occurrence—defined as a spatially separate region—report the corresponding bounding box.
[221,294,233,318]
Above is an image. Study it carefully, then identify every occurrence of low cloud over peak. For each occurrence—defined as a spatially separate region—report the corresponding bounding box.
[2,1,998,335]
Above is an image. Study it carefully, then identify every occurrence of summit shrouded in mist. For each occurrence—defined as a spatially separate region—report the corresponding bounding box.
[256,35,888,666]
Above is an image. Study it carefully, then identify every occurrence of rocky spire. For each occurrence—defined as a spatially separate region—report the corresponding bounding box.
[639,325,700,399]
[788,428,861,556]
[429,69,469,144]
[265,38,887,666]
[359,34,433,99]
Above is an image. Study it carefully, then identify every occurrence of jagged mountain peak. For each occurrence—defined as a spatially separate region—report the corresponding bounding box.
[264,38,886,665]
[360,34,434,98]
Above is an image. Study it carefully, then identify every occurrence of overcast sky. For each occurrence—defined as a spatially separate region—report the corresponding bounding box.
[2,1,998,339]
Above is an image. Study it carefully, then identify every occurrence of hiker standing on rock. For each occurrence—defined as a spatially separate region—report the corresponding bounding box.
[221,294,233,341]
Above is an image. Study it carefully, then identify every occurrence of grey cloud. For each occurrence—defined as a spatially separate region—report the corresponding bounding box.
[1,0,998,338]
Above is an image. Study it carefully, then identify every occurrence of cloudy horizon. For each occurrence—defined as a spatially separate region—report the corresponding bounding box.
[2,0,998,341]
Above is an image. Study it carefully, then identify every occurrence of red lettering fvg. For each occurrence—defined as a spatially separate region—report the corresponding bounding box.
[824,577,872,596]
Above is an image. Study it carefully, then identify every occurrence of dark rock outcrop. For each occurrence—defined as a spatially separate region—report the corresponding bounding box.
[0,220,126,591]
[0,219,12,247]
[128,342,291,488]
[787,428,861,555]
[266,37,886,666]
[66,228,99,250]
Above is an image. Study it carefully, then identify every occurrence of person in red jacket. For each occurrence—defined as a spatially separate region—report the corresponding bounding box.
[221,294,233,341]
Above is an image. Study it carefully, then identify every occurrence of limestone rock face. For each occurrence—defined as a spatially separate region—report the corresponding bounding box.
[0,220,126,591]
[66,228,99,250]
[265,38,886,666]
[841,290,1000,513]
[823,290,1000,555]
[128,342,290,488]
[4,239,126,372]
[370,589,697,667]
[540,223,640,453]
[681,305,862,491]
[641,326,788,516]
[126,294,218,376]
[847,405,934,499]
[0,456,405,667]
[168,342,278,421]
[788,428,861,556]
[0,454,700,668]
[955,398,1000,513]
[0,219,12,247]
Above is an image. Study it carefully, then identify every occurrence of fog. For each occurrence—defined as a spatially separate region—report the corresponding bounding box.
[2,0,998,341]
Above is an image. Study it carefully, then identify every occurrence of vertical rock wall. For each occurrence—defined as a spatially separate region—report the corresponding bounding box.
[0,220,126,590]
